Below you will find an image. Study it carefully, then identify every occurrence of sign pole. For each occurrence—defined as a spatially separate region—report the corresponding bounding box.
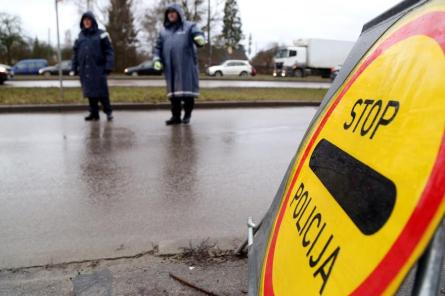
[55,0,64,100]
[207,0,212,67]
[412,219,445,296]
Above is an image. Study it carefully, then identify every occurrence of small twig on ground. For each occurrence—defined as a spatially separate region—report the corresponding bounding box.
[169,272,222,296]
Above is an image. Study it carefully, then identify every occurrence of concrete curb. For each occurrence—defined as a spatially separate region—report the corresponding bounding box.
[1,236,244,271]
[0,101,321,113]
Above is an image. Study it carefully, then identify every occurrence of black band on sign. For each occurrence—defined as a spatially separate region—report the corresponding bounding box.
[309,139,396,235]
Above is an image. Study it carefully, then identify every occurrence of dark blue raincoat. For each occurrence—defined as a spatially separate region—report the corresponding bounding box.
[72,12,114,98]
[153,4,205,98]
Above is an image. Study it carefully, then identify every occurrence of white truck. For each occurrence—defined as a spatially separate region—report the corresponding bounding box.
[273,38,355,78]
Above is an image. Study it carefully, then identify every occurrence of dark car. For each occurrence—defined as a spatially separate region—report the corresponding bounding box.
[12,59,48,75]
[0,64,13,85]
[330,65,341,82]
[124,61,162,76]
[38,60,72,76]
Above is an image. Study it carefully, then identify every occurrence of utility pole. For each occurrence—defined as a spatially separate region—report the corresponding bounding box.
[87,0,91,10]
[248,33,252,58]
[55,0,64,100]
[207,0,212,66]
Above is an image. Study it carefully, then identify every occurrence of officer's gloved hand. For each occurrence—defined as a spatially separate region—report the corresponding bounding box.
[153,60,163,71]
[193,35,206,47]
[105,69,112,75]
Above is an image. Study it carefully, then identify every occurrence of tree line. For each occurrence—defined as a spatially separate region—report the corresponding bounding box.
[0,0,246,72]
[0,13,73,66]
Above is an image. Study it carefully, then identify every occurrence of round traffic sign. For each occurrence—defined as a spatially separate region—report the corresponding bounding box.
[261,4,445,295]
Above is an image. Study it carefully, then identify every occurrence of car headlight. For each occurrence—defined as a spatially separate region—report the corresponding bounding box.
[0,66,6,73]
[124,69,128,73]
[38,69,43,74]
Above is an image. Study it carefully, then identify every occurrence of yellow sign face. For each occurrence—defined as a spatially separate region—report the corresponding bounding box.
[261,3,445,296]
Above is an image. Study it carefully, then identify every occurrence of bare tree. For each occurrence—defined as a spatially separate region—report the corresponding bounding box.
[70,0,108,26]
[72,0,99,13]
[251,43,279,74]
[141,0,209,53]
[0,13,27,65]
[141,1,170,52]
[181,0,205,23]
[201,0,224,65]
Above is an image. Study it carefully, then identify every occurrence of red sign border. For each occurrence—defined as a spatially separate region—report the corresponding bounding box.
[263,11,445,296]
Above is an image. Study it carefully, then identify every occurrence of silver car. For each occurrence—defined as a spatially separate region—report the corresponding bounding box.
[207,60,255,77]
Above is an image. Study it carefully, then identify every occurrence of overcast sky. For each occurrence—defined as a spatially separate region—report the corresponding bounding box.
[1,0,401,53]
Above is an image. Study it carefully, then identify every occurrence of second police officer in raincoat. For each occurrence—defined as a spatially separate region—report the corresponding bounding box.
[153,4,206,125]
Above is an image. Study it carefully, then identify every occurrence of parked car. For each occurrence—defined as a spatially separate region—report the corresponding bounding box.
[206,60,256,77]
[38,60,72,76]
[124,61,162,76]
[0,64,13,84]
[12,59,48,75]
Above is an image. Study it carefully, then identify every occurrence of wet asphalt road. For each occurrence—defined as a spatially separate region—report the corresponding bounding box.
[4,79,331,89]
[0,107,317,269]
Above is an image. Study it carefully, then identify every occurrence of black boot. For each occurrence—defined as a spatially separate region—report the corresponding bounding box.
[107,114,114,122]
[165,117,182,125]
[182,97,194,124]
[167,97,182,126]
[87,97,100,121]
[85,114,100,121]
[182,116,191,124]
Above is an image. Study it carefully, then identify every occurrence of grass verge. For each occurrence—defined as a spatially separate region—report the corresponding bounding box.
[0,87,327,105]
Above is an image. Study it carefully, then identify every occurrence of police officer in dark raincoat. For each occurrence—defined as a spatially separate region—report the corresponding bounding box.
[153,3,206,125]
[72,11,115,121]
